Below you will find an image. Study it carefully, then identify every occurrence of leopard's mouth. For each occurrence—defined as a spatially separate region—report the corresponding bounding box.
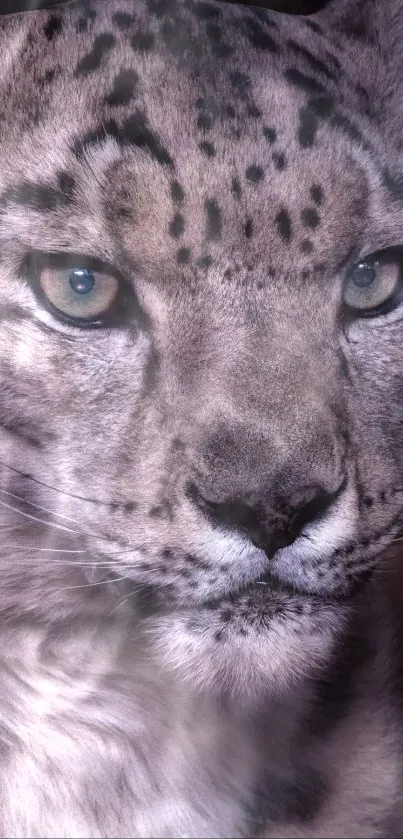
[113,561,348,620]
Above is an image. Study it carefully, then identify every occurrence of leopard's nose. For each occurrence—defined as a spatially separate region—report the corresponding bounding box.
[187,481,343,557]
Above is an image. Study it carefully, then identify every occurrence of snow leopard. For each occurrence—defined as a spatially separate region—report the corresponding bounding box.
[0,0,403,835]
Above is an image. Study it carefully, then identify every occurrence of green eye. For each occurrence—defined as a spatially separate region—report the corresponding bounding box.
[343,251,403,315]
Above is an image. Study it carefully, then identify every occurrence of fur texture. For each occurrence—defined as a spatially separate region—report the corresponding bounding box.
[0,0,403,834]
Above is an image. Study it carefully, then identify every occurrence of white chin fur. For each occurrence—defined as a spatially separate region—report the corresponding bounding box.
[148,598,349,700]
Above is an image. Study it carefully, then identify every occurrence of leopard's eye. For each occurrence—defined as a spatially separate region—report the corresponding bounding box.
[40,265,118,321]
[24,253,131,327]
[343,250,403,316]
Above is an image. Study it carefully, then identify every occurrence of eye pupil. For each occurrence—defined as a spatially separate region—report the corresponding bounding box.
[69,268,95,295]
[351,262,376,288]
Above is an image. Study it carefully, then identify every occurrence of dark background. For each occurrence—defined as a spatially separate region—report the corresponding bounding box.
[225,0,328,11]
[0,0,329,16]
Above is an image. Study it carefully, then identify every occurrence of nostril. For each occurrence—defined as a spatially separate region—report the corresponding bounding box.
[288,490,336,539]
[186,481,262,533]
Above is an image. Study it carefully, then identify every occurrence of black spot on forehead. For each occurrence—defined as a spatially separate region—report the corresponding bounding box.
[244,218,253,239]
[300,239,314,254]
[301,207,320,229]
[246,165,264,184]
[298,105,317,148]
[171,180,185,205]
[75,33,115,76]
[197,112,213,131]
[287,40,337,82]
[297,96,335,149]
[205,199,222,241]
[124,501,137,513]
[105,69,139,107]
[309,96,335,118]
[242,15,278,52]
[112,11,134,30]
[245,105,259,119]
[231,177,241,199]
[44,14,62,41]
[123,112,173,167]
[310,184,324,205]
[285,68,327,96]
[275,209,292,243]
[263,126,277,145]
[169,212,185,238]
[177,247,191,264]
[131,31,155,51]
[199,141,216,157]
[194,1,221,19]
[43,68,58,84]
[272,152,286,171]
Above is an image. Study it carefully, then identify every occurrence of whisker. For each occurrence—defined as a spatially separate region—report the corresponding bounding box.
[0,487,141,548]
[59,575,129,591]
[109,592,135,615]
[0,487,92,532]
[0,497,82,535]
[0,524,26,532]
[0,459,117,508]
[1,558,114,569]
[0,545,88,553]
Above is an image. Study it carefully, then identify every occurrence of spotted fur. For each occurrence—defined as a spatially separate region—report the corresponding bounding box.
[0,0,403,835]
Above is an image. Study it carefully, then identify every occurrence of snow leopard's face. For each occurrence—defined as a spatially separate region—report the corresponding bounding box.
[1,0,403,695]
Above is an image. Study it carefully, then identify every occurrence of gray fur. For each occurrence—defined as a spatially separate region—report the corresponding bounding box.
[0,0,403,834]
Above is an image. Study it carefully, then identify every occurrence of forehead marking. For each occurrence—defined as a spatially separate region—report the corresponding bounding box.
[131,31,155,52]
[105,69,139,107]
[205,199,222,241]
[285,67,328,96]
[75,33,115,76]
[275,209,292,243]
